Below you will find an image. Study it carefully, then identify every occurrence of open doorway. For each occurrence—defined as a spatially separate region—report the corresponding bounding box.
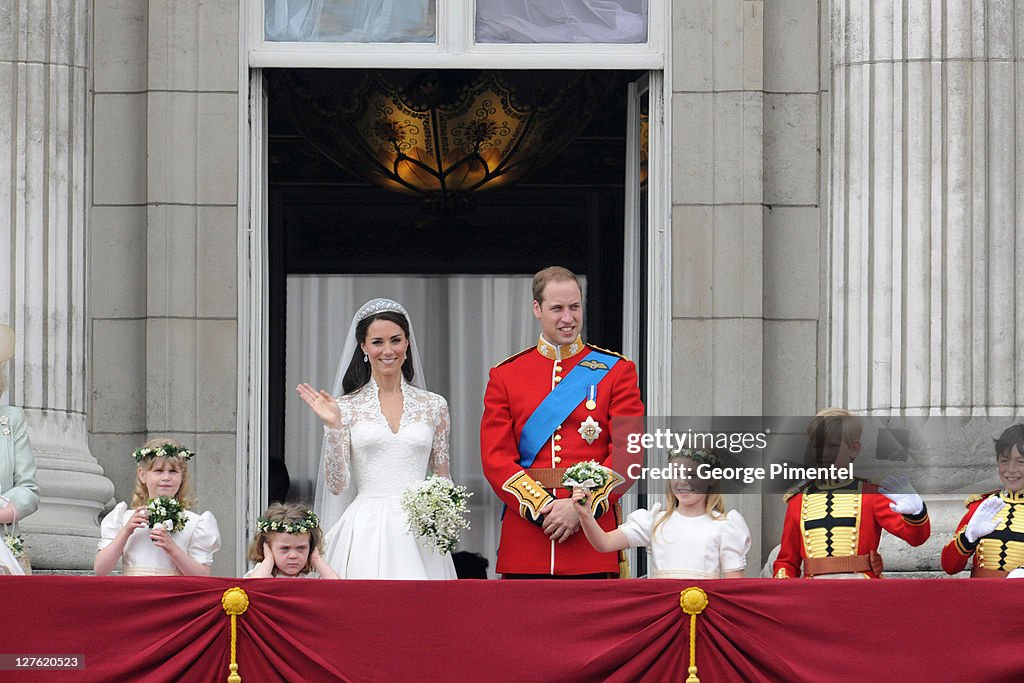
[263,67,647,574]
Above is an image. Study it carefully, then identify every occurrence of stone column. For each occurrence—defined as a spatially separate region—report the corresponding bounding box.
[671,0,767,570]
[830,0,1024,415]
[0,0,115,568]
[830,0,1024,573]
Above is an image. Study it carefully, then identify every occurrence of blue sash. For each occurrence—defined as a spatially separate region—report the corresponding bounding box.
[517,349,619,468]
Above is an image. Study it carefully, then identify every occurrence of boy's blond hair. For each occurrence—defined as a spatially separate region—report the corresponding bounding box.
[807,407,862,447]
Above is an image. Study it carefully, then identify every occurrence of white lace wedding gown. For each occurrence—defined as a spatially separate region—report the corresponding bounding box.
[320,378,457,579]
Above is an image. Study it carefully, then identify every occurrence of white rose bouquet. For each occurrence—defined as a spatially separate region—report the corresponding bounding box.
[400,476,472,555]
[146,496,187,533]
[561,461,613,490]
[3,533,24,558]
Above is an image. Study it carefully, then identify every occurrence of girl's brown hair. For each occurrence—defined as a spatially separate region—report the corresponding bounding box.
[247,502,325,576]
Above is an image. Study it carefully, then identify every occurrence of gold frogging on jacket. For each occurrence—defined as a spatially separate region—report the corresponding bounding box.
[799,484,862,560]
[974,491,1024,571]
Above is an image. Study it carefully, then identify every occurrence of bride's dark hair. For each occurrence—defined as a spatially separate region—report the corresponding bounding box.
[342,310,416,394]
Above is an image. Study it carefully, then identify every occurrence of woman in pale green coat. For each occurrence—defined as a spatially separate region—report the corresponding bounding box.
[0,324,38,527]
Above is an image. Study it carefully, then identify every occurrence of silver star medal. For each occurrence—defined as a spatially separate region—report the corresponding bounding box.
[0,416,9,436]
[578,415,602,445]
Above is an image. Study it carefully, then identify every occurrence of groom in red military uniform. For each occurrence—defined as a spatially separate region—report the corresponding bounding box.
[480,266,644,577]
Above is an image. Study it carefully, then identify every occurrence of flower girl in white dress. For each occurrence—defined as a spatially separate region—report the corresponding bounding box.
[573,449,750,579]
[95,439,220,576]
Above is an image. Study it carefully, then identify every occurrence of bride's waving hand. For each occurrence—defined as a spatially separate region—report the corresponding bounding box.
[296,383,341,429]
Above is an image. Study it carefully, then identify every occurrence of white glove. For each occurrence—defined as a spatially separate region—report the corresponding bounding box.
[879,473,924,516]
[964,496,1006,544]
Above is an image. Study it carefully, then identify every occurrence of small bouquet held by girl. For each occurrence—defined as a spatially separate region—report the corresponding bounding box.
[146,496,187,532]
[400,475,472,555]
[0,532,27,575]
[95,439,221,576]
[562,460,626,517]
[571,448,751,579]
[246,503,339,579]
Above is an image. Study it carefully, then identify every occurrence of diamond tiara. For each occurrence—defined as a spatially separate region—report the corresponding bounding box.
[356,298,408,322]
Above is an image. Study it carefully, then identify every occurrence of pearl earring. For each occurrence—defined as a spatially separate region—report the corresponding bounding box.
[363,354,368,362]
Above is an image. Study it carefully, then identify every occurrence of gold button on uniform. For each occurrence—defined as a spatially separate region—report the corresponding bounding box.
[554,456,562,464]
[553,445,562,452]
[553,376,562,383]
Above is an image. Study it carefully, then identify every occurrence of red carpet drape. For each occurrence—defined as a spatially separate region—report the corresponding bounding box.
[1,577,1021,681]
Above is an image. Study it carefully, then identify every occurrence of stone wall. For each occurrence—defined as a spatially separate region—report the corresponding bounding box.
[670,0,828,568]
[89,0,240,575]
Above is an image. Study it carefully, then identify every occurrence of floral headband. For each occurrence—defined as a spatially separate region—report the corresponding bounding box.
[669,447,720,468]
[133,444,195,463]
[256,510,320,535]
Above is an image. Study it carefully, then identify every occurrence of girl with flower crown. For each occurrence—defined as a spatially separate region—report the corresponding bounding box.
[244,502,339,578]
[572,449,751,579]
[94,438,221,576]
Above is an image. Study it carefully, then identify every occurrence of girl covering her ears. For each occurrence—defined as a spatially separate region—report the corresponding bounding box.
[95,438,220,576]
[245,502,339,578]
[572,449,751,579]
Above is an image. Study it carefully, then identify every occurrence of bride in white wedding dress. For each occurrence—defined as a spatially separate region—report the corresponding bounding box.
[297,298,457,579]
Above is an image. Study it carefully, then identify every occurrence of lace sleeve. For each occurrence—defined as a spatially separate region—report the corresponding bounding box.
[323,403,352,494]
[428,395,450,478]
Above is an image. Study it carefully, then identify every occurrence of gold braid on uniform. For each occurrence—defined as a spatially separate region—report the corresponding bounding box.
[975,491,1024,571]
[502,471,554,525]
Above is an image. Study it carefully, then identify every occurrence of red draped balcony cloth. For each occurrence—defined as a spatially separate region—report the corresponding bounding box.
[1,576,1020,681]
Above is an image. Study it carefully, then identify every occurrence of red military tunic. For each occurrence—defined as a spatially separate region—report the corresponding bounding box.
[480,336,644,575]
[942,490,1024,576]
[773,478,930,579]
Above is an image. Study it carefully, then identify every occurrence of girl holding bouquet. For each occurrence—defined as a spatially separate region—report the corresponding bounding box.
[571,450,750,579]
[95,438,220,576]
[245,502,339,578]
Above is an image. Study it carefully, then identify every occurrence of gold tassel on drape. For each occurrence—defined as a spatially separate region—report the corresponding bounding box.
[679,587,708,683]
[221,587,250,683]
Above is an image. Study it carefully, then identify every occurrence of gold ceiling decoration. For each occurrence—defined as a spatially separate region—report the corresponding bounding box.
[277,70,610,216]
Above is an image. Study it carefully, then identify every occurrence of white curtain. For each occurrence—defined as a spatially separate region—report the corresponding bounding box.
[286,274,552,577]
[264,0,435,42]
[476,0,648,43]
